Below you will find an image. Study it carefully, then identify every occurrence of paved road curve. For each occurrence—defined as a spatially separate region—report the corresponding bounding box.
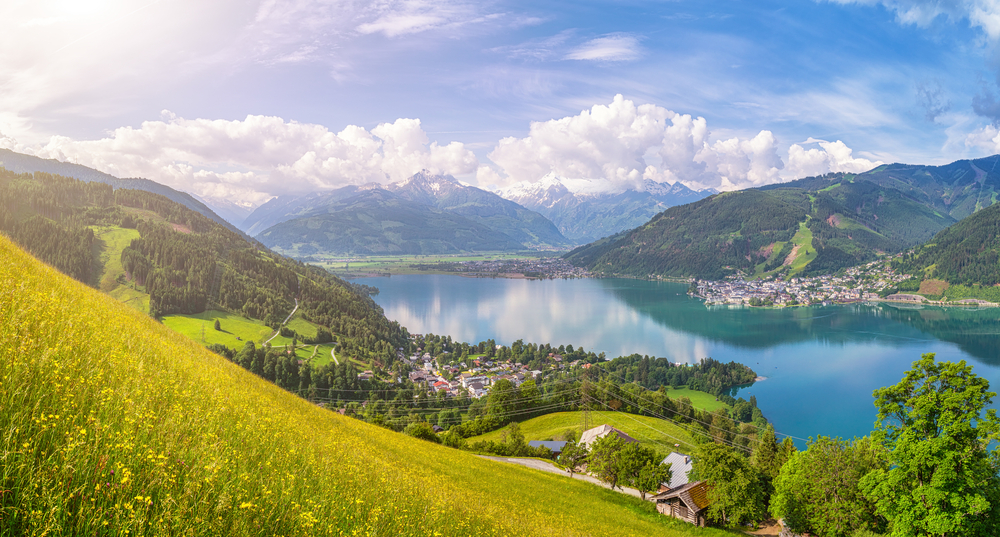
[265,298,299,344]
[477,456,646,499]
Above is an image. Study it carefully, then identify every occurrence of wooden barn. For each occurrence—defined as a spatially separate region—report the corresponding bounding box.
[649,480,710,527]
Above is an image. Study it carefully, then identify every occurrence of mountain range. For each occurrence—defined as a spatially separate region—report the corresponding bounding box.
[566,156,1000,280]
[247,172,573,256]
[497,174,714,243]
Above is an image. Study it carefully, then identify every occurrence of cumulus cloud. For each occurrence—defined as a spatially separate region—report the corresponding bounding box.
[12,113,478,208]
[565,34,642,62]
[486,94,784,192]
[964,123,1000,152]
[785,138,883,178]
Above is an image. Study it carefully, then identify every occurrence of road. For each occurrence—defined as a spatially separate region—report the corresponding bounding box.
[265,298,299,344]
[477,456,646,499]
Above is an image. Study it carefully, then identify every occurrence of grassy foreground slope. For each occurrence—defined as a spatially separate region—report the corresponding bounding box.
[0,235,728,537]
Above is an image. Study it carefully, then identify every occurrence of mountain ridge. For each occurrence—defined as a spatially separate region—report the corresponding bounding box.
[566,156,1000,279]
[497,174,714,242]
[248,171,572,256]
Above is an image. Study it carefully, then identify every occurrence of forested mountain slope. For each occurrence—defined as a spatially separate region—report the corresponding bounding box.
[890,201,1000,292]
[0,167,406,365]
[565,156,1000,279]
[0,233,725,537]
[0,148,244,235]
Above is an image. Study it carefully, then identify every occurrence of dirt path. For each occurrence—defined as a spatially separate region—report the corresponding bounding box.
[477,456,646,499]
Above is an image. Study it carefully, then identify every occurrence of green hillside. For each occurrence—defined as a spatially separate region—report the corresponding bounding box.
[565,160,982,279]
[0,148,244,236]
[889,200,1000,301]
[466,411,700,455]
[0,233,731,536]
[0,167,406,366]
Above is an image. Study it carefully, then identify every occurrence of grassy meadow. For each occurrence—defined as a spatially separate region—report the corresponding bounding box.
[160,309,274,349]
[786,221,817,277]
[662,386,730,412]
[0,234,736,536]
[466,411,700,456]
[91,226,140,292]
[91,226,150,313]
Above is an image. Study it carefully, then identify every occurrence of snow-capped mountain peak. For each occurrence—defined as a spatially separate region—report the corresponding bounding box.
[493,174,714,242]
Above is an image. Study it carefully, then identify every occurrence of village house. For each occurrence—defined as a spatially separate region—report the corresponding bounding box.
[579,424,638,448]
[461,375,489,389]
[659,452,693,490]
[527,440,567,455]
[650,481,710,527]
[468,382,487,398]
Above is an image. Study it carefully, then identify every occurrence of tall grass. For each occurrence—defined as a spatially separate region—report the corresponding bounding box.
[0,235,730,536]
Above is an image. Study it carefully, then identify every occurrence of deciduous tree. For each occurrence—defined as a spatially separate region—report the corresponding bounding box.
[771,436,887,537]
[588,435,626,490]
[859,353,1000,536]
[559,440,588,478]
[696,443,768,528]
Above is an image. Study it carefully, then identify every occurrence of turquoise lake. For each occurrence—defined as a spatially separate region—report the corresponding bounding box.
[357,275,1000,446]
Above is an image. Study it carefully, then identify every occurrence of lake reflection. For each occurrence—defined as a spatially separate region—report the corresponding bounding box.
[358,275,1000,444]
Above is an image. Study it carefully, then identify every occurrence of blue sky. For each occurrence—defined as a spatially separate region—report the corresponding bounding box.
[3,0,1000,209]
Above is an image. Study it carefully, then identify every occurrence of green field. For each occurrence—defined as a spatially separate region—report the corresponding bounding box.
[310,343,339,367]
[662,386,731,412]
[787,221,818,277]
[161,309,274,349]
[107,284,150,313]
[467,410,700,456]
[91,226,140,291]
[90,225,150,312]
[285,316,319,339]
[2,233,735,536]
[266,338,316,362]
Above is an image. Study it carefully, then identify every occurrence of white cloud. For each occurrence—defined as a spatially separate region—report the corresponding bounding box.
[963,123,1000,152]
[785,138,883,178]
[833,0,1000,39]
[355,0,496,37]
[489,30,575,62]
[11,113,478,208]
[486,94,784,192]
[565,34,642,62]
